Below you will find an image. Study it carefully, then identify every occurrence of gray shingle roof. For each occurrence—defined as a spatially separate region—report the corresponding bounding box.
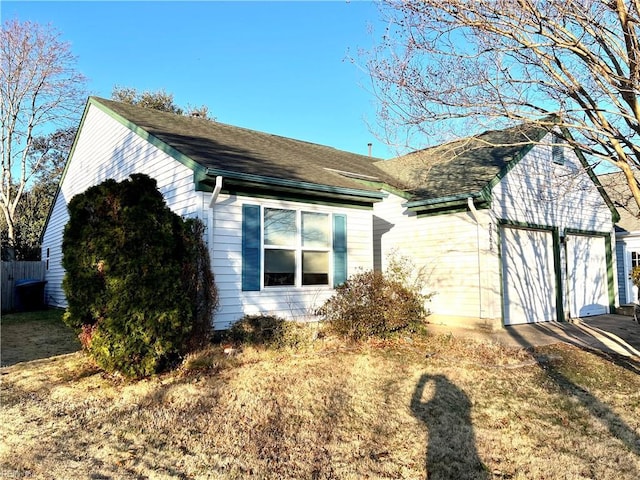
[93,97,395,193]
[597,171,640,232]
[375,123,549,201]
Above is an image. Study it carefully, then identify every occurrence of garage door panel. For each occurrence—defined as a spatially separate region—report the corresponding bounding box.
[566,234,608,317]
[501,227,556,325]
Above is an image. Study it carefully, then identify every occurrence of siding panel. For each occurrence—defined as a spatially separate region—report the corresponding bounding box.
[41,104,202,309]
[210,194,373,329]
[493,141,612,231]
[373,192,498,320]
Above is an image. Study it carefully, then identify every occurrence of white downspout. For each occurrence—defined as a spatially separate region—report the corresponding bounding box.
[467,196,478,222]
[207,176,223,261]
[208,176,223,209]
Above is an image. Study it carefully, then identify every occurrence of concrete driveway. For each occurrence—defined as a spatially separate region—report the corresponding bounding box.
[427,314,640,359]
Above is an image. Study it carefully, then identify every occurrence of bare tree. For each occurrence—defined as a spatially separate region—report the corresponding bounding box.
[366,0,640,210]
[112,86,215,120]
[0,20,86,259]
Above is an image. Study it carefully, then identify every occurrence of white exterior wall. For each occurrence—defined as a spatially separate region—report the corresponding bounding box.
[492,140,612,232]
[41,104,204,307]
[374,135,615,328]
[614,233,640,305]
[209,194,374,329]
[373,192,500,326]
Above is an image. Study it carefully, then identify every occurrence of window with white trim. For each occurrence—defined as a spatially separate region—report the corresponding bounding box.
[263,208,330,287]
[241,204,346,292]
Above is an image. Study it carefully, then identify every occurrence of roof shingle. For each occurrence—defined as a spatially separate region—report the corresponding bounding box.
[375,123,549,201]
[93,97,395,193]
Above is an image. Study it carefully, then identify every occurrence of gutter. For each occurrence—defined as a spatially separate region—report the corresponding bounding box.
[202,167,386,201]
[404,191,483,210]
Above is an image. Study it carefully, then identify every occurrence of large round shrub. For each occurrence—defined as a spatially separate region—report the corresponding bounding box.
[62,174,216,377]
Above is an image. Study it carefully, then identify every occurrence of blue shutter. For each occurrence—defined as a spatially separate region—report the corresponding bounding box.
[333,214,347,286]
[242,204,261,291]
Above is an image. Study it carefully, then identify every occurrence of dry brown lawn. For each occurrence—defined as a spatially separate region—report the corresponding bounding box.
[1,311,639,479]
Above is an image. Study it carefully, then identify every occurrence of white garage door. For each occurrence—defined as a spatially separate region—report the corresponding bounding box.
[501,226,557,325]
[566,234,608,317]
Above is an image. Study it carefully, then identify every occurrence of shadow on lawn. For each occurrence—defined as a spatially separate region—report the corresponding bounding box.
[411,374,489,480]
[520,320,640,376]
[507,327,640,457]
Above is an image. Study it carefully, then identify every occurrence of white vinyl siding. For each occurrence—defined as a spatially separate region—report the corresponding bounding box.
[373,192,500,322]
[41,103,203,308]
[210,194,373,329]
[493,139,612,232]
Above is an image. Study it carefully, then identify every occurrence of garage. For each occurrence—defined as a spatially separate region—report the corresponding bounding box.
[501,225,612,325]
[566,233,608,317]
[501,226,557,325]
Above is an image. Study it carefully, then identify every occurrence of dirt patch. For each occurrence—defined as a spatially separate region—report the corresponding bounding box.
[1,309,80,367]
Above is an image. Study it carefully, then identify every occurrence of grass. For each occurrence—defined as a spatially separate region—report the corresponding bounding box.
[1,308,80,367]
[1,311,639,479]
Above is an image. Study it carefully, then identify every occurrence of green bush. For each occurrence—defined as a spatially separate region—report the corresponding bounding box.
[62,174,217,378]
[182,218,219,351]
[225,314,309,349]
[319,254,429,341]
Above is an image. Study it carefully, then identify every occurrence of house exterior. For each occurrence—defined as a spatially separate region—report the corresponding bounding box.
[373,125,619,330]
[598,171,640,306]
[41,97,396,329]
[42,97,619,330]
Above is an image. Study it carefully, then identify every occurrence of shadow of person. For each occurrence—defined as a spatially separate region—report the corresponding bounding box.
[411,374,489,480]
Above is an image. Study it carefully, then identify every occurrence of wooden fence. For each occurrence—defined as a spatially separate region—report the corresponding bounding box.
[1,261,46,313]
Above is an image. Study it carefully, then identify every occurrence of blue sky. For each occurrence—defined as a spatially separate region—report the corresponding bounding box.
[2,1,397,158]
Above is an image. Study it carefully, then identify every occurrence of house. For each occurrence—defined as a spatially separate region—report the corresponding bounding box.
[598,171,640,306]
[373,125,619,329]
[41,97,619,330]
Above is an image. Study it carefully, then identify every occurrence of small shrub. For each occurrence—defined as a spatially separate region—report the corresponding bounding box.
[319,270,426,341]
[225,315,310,349]
[319,252,431,341]
[631,266,640,291]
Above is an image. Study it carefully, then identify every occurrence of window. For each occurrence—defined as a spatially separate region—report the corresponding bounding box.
[263,208,330,287]
[632,251,640,269]
[241,204,346,291]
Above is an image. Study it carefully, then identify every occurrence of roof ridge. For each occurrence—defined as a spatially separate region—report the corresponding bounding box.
[90,96,381,161]
[377,120,550,164]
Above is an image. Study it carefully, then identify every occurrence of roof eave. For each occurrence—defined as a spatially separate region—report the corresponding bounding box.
[198,168,386,204]
[404,191,483,210]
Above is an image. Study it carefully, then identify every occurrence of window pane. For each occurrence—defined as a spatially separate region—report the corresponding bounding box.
[302,251,329,285]
[264,208,296,246]
[265,249,295,286]
[302,212,329,248]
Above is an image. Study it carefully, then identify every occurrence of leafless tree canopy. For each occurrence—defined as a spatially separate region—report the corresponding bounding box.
[367,0,640,209]
[0,20,86,259]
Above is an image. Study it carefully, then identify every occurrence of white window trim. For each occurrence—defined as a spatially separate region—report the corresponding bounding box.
[262,207,333,289]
